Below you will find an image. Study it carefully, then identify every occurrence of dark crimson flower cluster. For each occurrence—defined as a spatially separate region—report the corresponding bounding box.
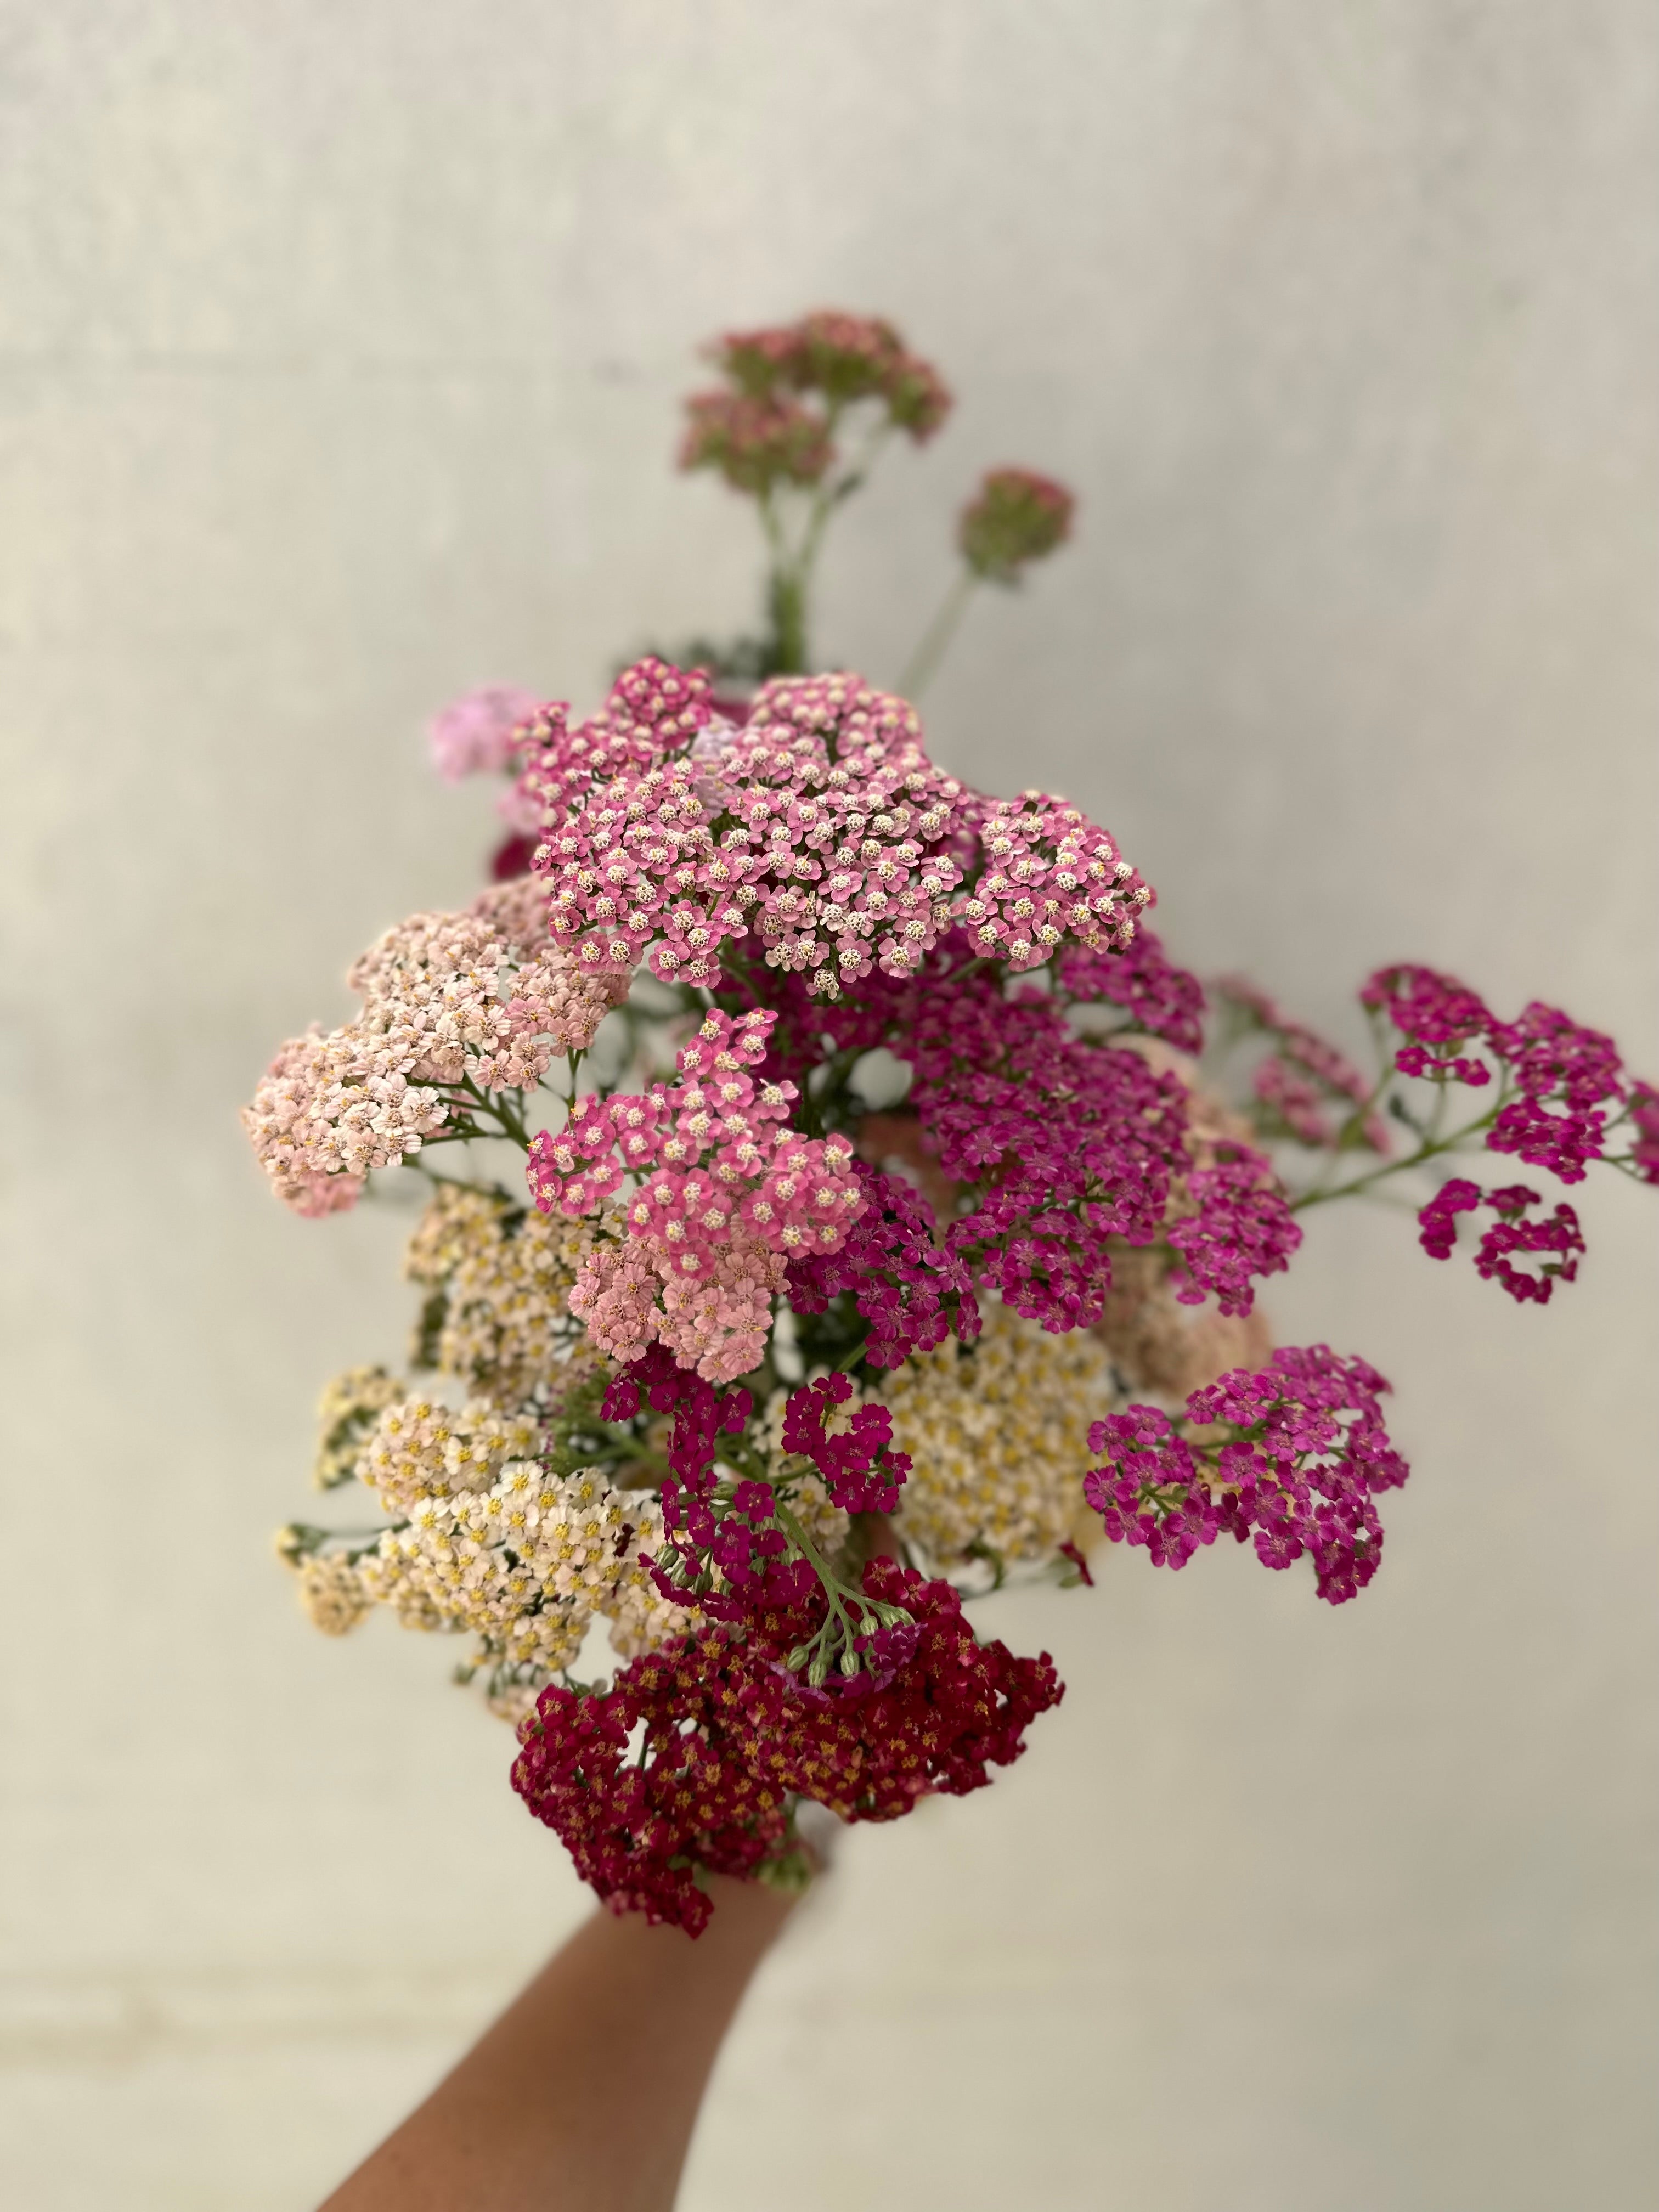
[601,1345,910,1616]
[511,1560,1062,1934]
[778,1371,911,1513]
[601,1348,811,1623]
[1084,1346,1409,1605]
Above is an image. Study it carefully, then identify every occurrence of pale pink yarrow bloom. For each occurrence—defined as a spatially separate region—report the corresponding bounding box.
[428,686,540,782]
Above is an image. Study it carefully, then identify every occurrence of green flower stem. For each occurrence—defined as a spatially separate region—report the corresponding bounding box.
[896,565,978,699]
[1290,1099,1505,1212]
[772,1501,879,1672]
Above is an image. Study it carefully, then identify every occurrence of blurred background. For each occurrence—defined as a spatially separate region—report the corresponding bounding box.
[3,5,1656,2207]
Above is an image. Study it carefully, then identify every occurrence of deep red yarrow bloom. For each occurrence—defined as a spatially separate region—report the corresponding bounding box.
[778,1371,911,1513]
[1084,1346,1408,1604]
[510,1560,1063,1935]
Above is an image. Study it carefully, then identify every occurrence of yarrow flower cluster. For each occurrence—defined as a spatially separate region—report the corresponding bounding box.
[691,310,953,465]
[1057,929,1207,1056]
[1084,1347,1408,1604]
[511,1558,1060,1934]
[1217,976,1388,1151]
[955,790,1149,970]
[893,958,1299,1331]
[427,685,539,782]
[251,306,1655,1933]
[958,467,1076,582]
[526,1007,864,1381]
[524,665,1003,1001]
[1415,1178,1585,1304]
[879,1300,1113,1569]
[242,888,627,1216]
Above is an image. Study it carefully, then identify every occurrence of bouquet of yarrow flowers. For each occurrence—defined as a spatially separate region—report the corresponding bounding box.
[245,312,1659,1937]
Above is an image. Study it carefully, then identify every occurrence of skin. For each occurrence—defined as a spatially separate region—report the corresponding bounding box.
[319,1874,794,2212]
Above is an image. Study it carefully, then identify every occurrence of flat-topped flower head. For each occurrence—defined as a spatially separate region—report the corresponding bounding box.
[1086,1346,1409,1605]
[701,309,953,442]
[955,789,1151,970]
[519,657,1153,1000]
[680,390,833,494]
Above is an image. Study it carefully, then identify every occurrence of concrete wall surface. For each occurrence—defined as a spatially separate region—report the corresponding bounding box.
[2,4,1656,2207]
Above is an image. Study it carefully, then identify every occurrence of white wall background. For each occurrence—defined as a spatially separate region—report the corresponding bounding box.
[2,5,1656,2207]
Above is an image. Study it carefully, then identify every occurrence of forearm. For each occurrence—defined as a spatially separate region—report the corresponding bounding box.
[321,1875,793,2212]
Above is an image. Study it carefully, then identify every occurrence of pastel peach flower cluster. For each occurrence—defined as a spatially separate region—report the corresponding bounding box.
[242,889,626,1217]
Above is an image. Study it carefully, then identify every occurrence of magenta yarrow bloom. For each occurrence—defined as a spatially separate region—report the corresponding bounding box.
[1056,930,1206,1054]
[1085,1346,1408,1605]
[1361,963,1493,1050]
[1492,1000,1623,1113]
[1417,1177,1584,1305]
[1365,966,1634,1183]
[1629,1083,1659,1184]
[904,964,1297,1329]
[785,1161,981,1371]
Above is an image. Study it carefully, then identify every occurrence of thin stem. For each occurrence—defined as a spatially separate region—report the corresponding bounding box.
[897,566,979,699]
[1291,1103,1502,1211]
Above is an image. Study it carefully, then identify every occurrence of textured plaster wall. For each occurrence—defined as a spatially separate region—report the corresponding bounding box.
[2,5,1656,2208]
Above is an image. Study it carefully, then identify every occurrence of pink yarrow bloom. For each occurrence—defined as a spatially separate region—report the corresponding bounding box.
[516,658,1150,1003]
[527,1008,865,1381]
[428,686,540,782]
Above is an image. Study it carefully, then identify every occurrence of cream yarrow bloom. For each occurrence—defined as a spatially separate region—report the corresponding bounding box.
[294,1553,374,1635]
[404,1185,602,1400]
[353,1460,681,1678]
[880,1299,1114,1567]
[359,1393,543,1512]
[313,1365,405,1490]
